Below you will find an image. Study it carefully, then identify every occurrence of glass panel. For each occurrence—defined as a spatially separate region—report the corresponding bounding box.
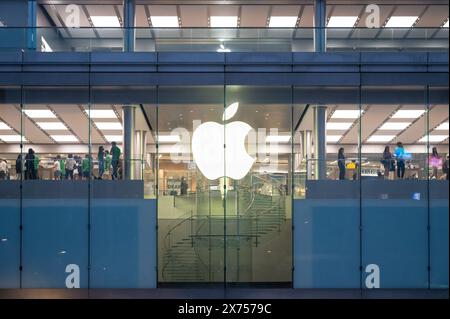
[0,86,22,288]
[89,86,157,288]
[361,86,428,288]
[22,86,89,288]
[224,86,292,285]
[158,86,225,284]
[293,86,361,288]
[428,86,449,288]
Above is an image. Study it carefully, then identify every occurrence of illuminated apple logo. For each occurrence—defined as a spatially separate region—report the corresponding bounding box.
[192,102,255,180]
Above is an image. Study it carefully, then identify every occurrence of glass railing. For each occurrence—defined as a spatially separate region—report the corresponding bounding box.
[0,27,447,53]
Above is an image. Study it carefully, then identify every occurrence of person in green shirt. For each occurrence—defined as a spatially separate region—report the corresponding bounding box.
[33,154,40,179]
[82,154,91,180]
[104,150,112,179]
[59,157,66,179]
[110,142,121,180]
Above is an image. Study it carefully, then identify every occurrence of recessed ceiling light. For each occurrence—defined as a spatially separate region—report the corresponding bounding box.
[435,122,449,130]
[90,16,121,28]
[331,110,361,119]
[266,135,291,143]
[88,110,117,118]
[150,16,179,28]
[327,16,358,28]
[367,135,395,142]
[379,122,411,130]
[391,110,425,119]
[0,122,10,130]
[158,135,180,143]
[95,122,122,130]
[327,135,342,142]
[36,122,67,130]
[104,135,123,143]
[268,16,298,28]
[327,122,353,130]
[385,16,418,28]
[51,135,78,142]
[0,135,26,142]
[210,16,238,28]
[23,110,56,118]
[419,135,448,143]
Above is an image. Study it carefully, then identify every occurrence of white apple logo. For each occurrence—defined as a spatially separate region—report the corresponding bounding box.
[191,102,255,180]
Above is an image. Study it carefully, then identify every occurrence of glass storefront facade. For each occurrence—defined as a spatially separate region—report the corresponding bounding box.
[0,84,448,289]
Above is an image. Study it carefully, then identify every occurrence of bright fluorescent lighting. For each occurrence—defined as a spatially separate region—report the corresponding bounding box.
[268,16,298,28]
[0,135,25,142]
[443,21,449,28]
[367,135,395,142]
[217,43,231,52]
[23,110,56,118]
[327,16,358,28]
[379,122,411,130]
[51,135,78,142]
[210,16,238,28]
[266,135,291,143]
[331,110,361,119]
[327,135,342,142]
[88,110,117,119]
[0,122,10,130]
[435,122,449,130]
[104,135,123,142]
[95,122,122,130]
[36,122,67,130]
[41,36,53,52]
[419,135,448,143]
[90,16,121,28]
[327,122,353,130]
[385,16,418,28]
[150,16,179,28]
[158,135,180,143]
[391,110,425,119]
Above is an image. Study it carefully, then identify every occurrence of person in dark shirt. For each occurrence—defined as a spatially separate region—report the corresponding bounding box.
[338,147,346,180]
[25,148,35,180]
[110,142,121,180]
[15,154,22,180]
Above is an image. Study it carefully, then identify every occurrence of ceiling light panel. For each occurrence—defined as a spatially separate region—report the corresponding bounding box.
[36,122,67,130]
[419,135,448,143]
[210,16,238,27]
[268,16,298,28]
[150,16,179,27]
[385,16,418,28]
[367,135,395,142]
[51,135,78,142]
[331,110,361,119]
[435,122,449,131]
[95,122,123,130]
[327,16,358,28]
[158,135,180,143]
[90,16,121,28]
[0,135,26,142]
[0,122,10,130]
[88,110,117,119]
[23,110,56,118]
[391,110,425,119]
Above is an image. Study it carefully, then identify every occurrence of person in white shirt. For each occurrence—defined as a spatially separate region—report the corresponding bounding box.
[53,155,62,180]
[0,159,7,180]
[65,153,76,180]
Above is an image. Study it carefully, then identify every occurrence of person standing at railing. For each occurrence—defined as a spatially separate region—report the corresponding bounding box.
[104,150,111,179]
[25,148,36,180]
[53,155,62,180]
[338,147,346,180]
[15,154,22,180]
[65,153,76,180]
[82,154,92,180]
[110,141,121,180]
[382,146,395,180]
[429,147,442,179]
[394,142,406,179]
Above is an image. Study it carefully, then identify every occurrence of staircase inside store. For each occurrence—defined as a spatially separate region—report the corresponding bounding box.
[161,174,287,282]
